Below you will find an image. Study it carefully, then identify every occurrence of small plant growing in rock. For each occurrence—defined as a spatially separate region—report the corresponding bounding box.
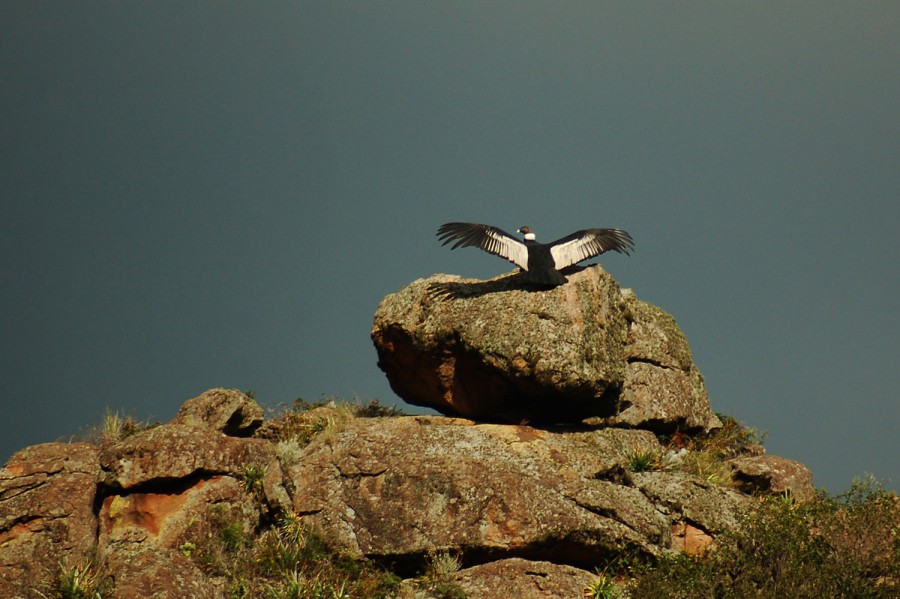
[583,571,623,599]
[352,398,405,418]
[660,414,766,487]
[179,541,196,558]
[186,508,400,598]
[242,463,267,495]
[88,407,157,444]
[256,396,405,450]
[41,555,109,599]
[626,447,663,473]
[414,551,467,599]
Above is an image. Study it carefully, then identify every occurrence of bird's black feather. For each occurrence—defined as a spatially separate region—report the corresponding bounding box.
[437,222,633,287]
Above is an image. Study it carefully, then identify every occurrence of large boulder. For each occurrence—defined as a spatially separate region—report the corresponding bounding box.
[99,423,276,491]
[170,388,263,436]
[288,415,751,573]
[0,443,100,598]
[448,558,599,598]
[372,266,720,431]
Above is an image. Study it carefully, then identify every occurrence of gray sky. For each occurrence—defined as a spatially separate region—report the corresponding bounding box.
[1,3,897,493]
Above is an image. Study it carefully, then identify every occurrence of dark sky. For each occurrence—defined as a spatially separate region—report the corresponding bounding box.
[2,3,897,493]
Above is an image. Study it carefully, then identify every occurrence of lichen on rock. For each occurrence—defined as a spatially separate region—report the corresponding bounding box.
[372,265,719,432]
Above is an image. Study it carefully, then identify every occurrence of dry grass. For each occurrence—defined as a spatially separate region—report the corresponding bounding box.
[647,414,766,486]
[186,507,401,598]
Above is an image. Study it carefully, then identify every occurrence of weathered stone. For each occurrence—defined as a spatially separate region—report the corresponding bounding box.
[171,388,263,436]
[631,471,751,535]
[611,361,716,432]
[101,544,222,598]
[0,381,819,595]
[99,475,256,550]
[621,291,695,370]
[612,291,720,432]
[99,423,275,491]
[372,268,628,423]
[289,415,670,570]
[450,558,599,598]
[728,454,816,502]
[671,520,714,556]
[372,266,719,431]
[0,443,100,598]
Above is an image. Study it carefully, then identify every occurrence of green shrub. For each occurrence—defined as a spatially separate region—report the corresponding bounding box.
[630,477,900,598]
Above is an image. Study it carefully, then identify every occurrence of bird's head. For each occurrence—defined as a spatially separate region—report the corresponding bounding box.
[517,226,536,241]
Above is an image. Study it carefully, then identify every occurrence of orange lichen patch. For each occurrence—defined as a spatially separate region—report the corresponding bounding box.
[513,426,544,443]
[671,520,714,556]
[511,355,530,372]
[549,448,569,465]
[103,477,213,537]
[0,520,40,546]
[2,464,26,477]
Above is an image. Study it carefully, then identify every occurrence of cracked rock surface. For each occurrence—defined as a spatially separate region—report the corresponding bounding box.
[289,415,749,575]
[372,266,720,431]
[0,386,815,597]
[0,443,100,592]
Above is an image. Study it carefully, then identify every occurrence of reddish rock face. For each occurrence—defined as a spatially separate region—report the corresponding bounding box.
[0,375,819,595]
[671,520,715,556]
[99,476,253,547]
[287,415,751,573]
[372,266,720,432]
[0,443,100,598]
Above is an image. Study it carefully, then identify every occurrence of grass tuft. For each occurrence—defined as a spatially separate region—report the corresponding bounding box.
[657,414,765,486]
[39,554,110,599]
[413,551,467,598]
[626,447,664,473]
[583,571,623,599]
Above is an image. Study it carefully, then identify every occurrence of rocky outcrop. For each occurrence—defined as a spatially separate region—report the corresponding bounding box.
[0,443,100,597]
[0,389,281,598]
[291,416,671,569]
[289,414,752,576]
[0,387,814,597]
[98,423,275,491]
[372,266,719,432]
[0,266,820,596]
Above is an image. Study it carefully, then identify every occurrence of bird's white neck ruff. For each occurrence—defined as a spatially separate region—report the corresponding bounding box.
[524,232,536,241]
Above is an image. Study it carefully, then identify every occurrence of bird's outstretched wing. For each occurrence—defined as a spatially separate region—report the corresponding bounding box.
[549,228,634,269]
[437,222,529,270]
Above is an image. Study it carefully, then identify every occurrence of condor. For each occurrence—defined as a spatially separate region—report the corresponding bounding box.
[437,222,634,287]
